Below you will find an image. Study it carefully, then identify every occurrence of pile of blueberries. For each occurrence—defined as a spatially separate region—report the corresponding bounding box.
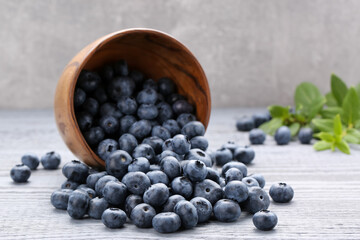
[236,113,313,145]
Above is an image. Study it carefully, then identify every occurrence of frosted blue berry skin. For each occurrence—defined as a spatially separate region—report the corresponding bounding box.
[190,197,213,223]
[61,180,80,190]
[41,151,61,170]
[236,117,255,131]
[105,150,132,179]
[215,148,233,167]
[224,180,249,203]
[146,170,169,185]
[252,113,270,128]
[242,177,260,188]
[274,126,291,145]
[249,173,265,188]
[171,134,191,155]
[62,160,89,183]
[86,171,107,190]
[101,208,127,229]
[243,187,270,214]
[193,179,223,205]
[185,148,212,167]
[118,133,138,154]
[122,171,151,195]
[103,181,128,206]
[10,164,31,183]
[128,157,150,173]
[269,182,294,203]
[94,175,119,197]
[124,194,143,217]
[21,153,40,170]
[183,160,208,183]
[225,167,243,183]
[213,199,241,222]
[171,176,193,199]
[131,203,156,228]
[234,146,255,165]
[174,200,198,229]
[160,156,181,180]
[298,127,313,144]
[162,194,186,212]
[190,136,209,151]
[152,212,181,233]
[143,183,169,207]
[222,161,248,178]
[97,139,119,161]
[88,197,109,219]
[51,189,73,210]
[181,121,205,139]
[249,129,266,145]
[253,210,278,231]
[67,190,90,219]
[132,144,155,164]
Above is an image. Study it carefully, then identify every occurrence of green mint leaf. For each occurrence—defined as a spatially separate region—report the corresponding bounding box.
[341,87,360,127]
[289,122,300,137]
[355,119,360,129]
[320,107,342,119]
[313,141,332,151]
[336,140,350,154]
[347,128,360,138]
[259,118,283,136]
[316,132,335,142]
[333,114,342,136]
[312,118,334,132]
[294,82,325,119]
[343,134,359,144]
[268,105,289,119]
[325,92,339,107]
[331,74,348,106]
[355,83,360,100]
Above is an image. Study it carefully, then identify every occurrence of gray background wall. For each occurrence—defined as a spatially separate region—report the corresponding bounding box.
[1,0,360,109]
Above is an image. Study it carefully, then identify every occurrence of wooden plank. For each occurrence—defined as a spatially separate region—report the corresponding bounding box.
[0,109,360,239]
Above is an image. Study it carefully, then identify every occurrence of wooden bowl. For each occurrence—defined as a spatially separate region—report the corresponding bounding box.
[54,28,211,169]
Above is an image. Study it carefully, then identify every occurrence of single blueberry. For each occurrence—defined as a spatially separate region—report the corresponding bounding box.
[236,117,255,131]
[206,149,216,166]
[253,209,278,231]
[94,175,119,197]
[213,199,241,222]
[62,160,89,183]
[107,76,135,100]
[83,126,105,147]
[122,171,151,195]
[81,97,99,116]
[113,59,129,76]
[61,180,80,190]
[172,99,194,115]
[132,144,155,163]
[176,113,197,128]
[221,141,240,154]
[77,70,101,93]
[101,208,127,228]
[269,182,294,203]
[243,186,270,214]
[215,148,233,166]
[252,113,270,128]
[93,86,108,104]
[171,176,193,199]
[234,146,255,164]
[151,126,171,141]
[172,134,191,155]
[105,150,132,179]
[97,139,119,161]
[156,102,173,123]
[129,120,152,140]
[249,129,266,145]
[51,189,73,210]
[160,156,181,180]
[41,151,61,170]
[248,173,266,188]
[225,167,243,183]
[74,88,86,108]
[124,194,143,217]
[103,181,128,206]
[128,157,150,173]
[137,88,158,105]
[162,139,174,152]
[21,153,39,170]
[142,79,158,91]
[242,177,260,188]
[142,136,164,155]
[67,190,90,219]
[146,170,169,185]
[137,104,159,120]
[88,197,109,219]
[183,160,208,183]
[190,197,212,223]
[99,102,123,119]
[119,133,138,154]
[190,136,209,151]
[224,180,249,203]
[298,127,313,144]
[76,111,93,131]
[206,167,221,183]
[174,200,198,229]
[162,119,181,136]
[131,203,156,228]
[119,115,137,134]
[185,148,212,167]
[99,115,119,135]
[162,194,186,212]
[157,150,182,162]
[181,121,205,139]
[143,183,169,207]
[158,77,176,96]
[222,161,248,177]
[193,179,223,205]
[77,186,97,199]
[152,212,181,233]
[117,96,138,115]
[274,126,291,145]
[130,69,145,87]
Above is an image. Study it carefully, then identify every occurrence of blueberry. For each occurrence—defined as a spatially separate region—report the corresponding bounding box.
[172,99,194,115]
[81,97,99,116]
[51,189,73,210]
[224,180,248,203]
[67,189,90,219]
[190,136,208,151]
[166,93,186,105]
[190,197,212,223]
[83,127,105,146]
[101,208,127,228]
[137,104,158,120]
[158,150,182,162]
[185,148,212,167]
[207,149,216,165]
[252,113,270,128]
[225,167,243,183]
[176,113,197,128]
[151,126,171,141]
[152,212,181,233]
[117,96,138,115]
[93,86,108,104]
[222,161,248,177]
[77,186,97,199]
[183,160,208,183]
[158,77,176,96]
[88,197,109,219]
[62,160,89,183]
[100,65,114,82]
[215,148,233,166]
[132,144,155,163]
[77,70,101,93]
[76,111,93,131]
[213,199,241,222]
[129,120,152,140]
[130,69,145,87]
[61,180,80,190]
[137,88,158,104]
[236,117,255,131]
[171,134,191,155]
[122,171,151,195]
[242,177,260,188]
[143,183,169,207]
[99,102,123,119]
[105,150,132,179]
[119,115,137,134]
[193,179,223,205]
[103,181,128,206]
[248,173,265,188]
[206,167,221,183]
[181,121,205,139]
[162,194,186,212]
[124,194,143,217]
[107,76,135,100]
[174,202,199,230]
[234,146,255,164]
[119,133,138,154]
[162,139,174,152]
[149,164,161,171]
[171,176,193,199]
[221,141,240,154]
[249,129,266,145]
[113,59,129,76]
[298,127,313,144]
[97,139,119,161]
[219,177,226,188]
[160,156,181,180]
[269,182,294,203]
[128,157,150,173]
[156,102,173,123]
[253,210,278,231]
[243,186,270,214]
[142,79,158,91]
[162,119,181,136]
[142,136,164,154]
[146,170,169,185]
[99,115,119,135]
[41,151,61,170]
[131,203,156,228]
[95,175,119,197]
[74,88,86,108]
[21,153,39,170]
[274,126,291,145]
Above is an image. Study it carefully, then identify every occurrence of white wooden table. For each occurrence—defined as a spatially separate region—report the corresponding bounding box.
[1,109,360,239]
